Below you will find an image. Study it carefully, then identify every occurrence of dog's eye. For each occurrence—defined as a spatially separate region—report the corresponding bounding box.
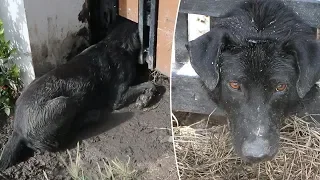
[275,83,287,92]
[229,81,241,90]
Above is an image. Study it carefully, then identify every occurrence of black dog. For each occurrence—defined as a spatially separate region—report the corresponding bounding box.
[0,18,156,170]
[188,0,320,163]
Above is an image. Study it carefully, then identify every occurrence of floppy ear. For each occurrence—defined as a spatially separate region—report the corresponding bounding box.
[187,28,228,91]
[285,39,320,98]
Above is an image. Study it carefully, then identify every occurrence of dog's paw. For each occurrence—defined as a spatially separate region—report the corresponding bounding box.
[135,85,156,109]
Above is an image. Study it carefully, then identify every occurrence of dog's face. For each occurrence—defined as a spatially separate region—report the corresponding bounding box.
[188,28,320,163]
[218,43,299,163]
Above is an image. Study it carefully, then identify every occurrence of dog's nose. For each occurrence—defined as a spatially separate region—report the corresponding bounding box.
[241,138,272,163]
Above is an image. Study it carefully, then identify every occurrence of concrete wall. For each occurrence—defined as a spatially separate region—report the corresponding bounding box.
[0,0,35,85]
[0,0,89,85]
[23,0,88,77]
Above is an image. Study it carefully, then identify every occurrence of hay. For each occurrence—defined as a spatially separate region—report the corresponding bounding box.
[173,115,320,180]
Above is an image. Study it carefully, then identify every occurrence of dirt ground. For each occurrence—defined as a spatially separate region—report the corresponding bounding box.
[0,82,178,180]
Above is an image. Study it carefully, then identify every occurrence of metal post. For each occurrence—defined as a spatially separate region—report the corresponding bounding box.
[147,0,158,69]
[138,0,145,64]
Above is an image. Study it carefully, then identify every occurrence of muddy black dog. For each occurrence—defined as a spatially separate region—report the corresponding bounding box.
[188,0,320,163]
[0,18,156,170]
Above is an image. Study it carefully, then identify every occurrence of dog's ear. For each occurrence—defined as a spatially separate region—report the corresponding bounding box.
[187,28,228,91]
[284,39,320,98]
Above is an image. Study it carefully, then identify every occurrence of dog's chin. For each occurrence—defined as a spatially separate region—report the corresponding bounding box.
[240,154,275,164]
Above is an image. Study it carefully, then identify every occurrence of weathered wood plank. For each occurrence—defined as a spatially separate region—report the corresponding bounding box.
[119,0,139,23]
[172,12,219,115]
[155,0,179,76]
[171,76,225,115]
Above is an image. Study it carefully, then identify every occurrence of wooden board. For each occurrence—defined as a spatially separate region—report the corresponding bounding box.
[118,0,178,76]
[155,0,180,76]
[119,0,139,23]
[171,76,225,115]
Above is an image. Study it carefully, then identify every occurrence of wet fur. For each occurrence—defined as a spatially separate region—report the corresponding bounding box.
[0,18,156,170]
[189,0,320,163]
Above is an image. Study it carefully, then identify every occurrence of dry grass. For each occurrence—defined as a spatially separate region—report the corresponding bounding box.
[44,142,140,180]
[96,157,139,180]
[173,114,320,180]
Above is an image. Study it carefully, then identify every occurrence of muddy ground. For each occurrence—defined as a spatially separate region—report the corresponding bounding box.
[0,82,178,180]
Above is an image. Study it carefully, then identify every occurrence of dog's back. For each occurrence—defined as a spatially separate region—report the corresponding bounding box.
[17,17,140,106]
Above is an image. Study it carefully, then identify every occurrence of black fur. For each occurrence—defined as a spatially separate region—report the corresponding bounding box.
[189,0,320,163]
[0,18,156,170]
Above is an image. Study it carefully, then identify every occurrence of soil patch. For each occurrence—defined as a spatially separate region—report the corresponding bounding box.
[0,82,177,180]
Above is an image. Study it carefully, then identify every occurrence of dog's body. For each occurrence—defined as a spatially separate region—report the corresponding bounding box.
[189,0,320,163]
[0,18,156,170]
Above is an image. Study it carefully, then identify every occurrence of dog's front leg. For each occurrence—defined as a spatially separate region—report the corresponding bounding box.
[113,81,156,110]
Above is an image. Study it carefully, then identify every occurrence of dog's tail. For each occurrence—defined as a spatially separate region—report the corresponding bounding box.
[0,131,34,171]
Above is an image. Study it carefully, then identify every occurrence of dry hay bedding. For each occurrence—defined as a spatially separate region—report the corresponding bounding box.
[173,114,320,180]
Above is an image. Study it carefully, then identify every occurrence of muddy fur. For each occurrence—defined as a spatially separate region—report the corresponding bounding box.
[188,0,320,163]
[0,17,156,171]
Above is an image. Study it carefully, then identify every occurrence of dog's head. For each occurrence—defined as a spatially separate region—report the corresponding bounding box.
[188,27,320,163]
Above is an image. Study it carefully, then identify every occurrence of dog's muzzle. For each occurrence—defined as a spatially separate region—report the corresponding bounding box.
[241,137,278,163]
